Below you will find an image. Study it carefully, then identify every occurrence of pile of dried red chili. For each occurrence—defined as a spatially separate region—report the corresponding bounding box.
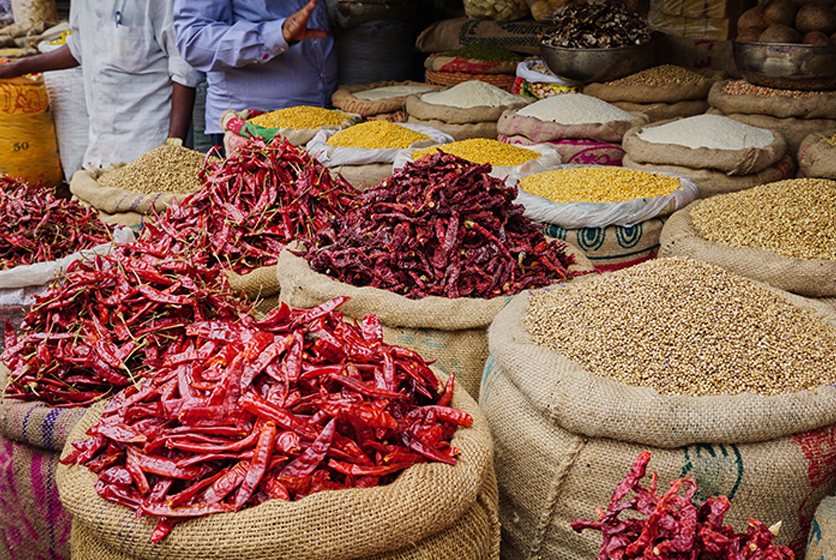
[304,151,577,299]
[571,451,794,560]
[2,242,250,407]
[140,137,358,274]
[0,177,113,270]
[61,297,470,543]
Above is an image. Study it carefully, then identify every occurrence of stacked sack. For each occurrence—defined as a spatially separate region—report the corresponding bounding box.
[406,80,532,141]
[808,494,836,559]
[512,60,577,101]
[331,81,438,123]
[463,0,530,21]
[497,93,645,166]
[622,114,796,197]
[423,43,524,93]
[707,79,836,159]
[798,130,836,179]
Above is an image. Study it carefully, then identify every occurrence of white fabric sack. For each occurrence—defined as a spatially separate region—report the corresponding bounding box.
[515,60,574,86]
[509,164,700,228]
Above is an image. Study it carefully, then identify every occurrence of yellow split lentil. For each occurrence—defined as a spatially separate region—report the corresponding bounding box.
[519,167,680,204]
[412,139,539,167]
[722,79,836,99]
[325,121,430,150]
[247,106,348,130]
[690,178,836,261]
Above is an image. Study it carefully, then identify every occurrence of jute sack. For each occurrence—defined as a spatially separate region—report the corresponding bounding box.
[424,53,519,75]
[405,91,531,124]
[277,247,592,400]
[497,107,644,143]
[0,364,84,560]
[58,376,500,560]
[498,134,625,166]
[797,132,836,179]
[623,153,797,198]
[425,70,516,92]
[706,108,836,157]
[328,163,393,190]
[807,495,836,560]
[622,119,787,176]
[331,81,438,118]
[415,17,550,56]
[708,80,836,120]
[544,219,665,272]
[480,288,836,560]
[224,264,281,302]
[659,200,836,298]
[610,99,710,122]
[583,74,714,104]
[405,117,498,141]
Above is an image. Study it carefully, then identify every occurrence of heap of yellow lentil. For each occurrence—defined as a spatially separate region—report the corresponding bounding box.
[822,132,836,147]
[325,121,430,150]
[413,139,539,167]
[722,79,836,99]
[606,64,705,86]
[519,167,680,204]
[247,106,348,130]
[98,144,214,195]
[525,257,836,397]
[690,178,836,261]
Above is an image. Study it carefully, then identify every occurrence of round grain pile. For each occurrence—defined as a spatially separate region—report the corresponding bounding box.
[325,120,431,149]
[246,106,349,130]
[331,80,439,122]
[413,138,541,167]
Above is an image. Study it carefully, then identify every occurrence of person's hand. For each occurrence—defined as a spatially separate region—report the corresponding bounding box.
[282,0,328,45]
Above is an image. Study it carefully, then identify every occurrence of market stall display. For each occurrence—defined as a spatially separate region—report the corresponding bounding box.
[331,81,437,123]
[798,130,836,178]
[423,44,525,93]
[512,60,577,100]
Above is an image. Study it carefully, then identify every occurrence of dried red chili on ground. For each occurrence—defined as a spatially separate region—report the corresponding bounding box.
[303,151,579,299]
[571,451,795,560]
[61,298,471,543]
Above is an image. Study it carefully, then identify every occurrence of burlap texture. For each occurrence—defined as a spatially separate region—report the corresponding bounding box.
[499,134,625,166]
[405,92,530,124]
[93,208,146,227]
[70,166,185,216]
[424,54,519,75]
[623,153,797,198]
[58,376,499,560]
[224,264,281,301]
[366,111,408,123]
[610,99,710,122]
[480,289,836,560]
[424,71,516,92]
[798,132,836,180]
[406,116,498,141]
[622,119,787,176]
[659,201,836,298]
[497,108,643,143]
[415,17,549,56]
[807,495,836,560]
[583,76,713,104]
[708,81,836,120]
[329,163,393,190]
[331,81,439,118]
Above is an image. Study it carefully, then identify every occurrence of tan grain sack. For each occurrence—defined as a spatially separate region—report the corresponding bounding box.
[424,70,516,92]
[708,80,836,120]
[807,495,836,560]
[70,166,187,221]
[499,134,625,166]
[610,99,710,121]
[405,117,498,141]
[622,153,796,198]
[622,118,787,176]
[59,379,500,560]
[224,265,281,301]
[328,163,393,190]
[405,92,531,124]
[415,17,550,56]
[497,108,642,143]
[364,111,407,123]
[331,81,438,117]
[583,73,713,104]
[659,199,836,298]
[706,108,836,157]
[480,288,836,560]
[797,132,836,179]
[424,53,520,75]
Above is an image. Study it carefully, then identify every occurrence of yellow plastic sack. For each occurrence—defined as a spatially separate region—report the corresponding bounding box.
[0,73,63,187]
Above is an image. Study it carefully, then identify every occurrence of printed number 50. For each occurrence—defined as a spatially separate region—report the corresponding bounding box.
[13,142,29,152]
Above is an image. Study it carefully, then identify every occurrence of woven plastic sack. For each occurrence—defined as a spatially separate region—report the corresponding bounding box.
[58,376,500,560]
[405,116,499,141]
[220,108,358,154]
[610,99,710,121]
[544,219,665,272]
[659,199,836,298]
[798,132,836,179]
[497,107,643,143]
[708,80,836,120]
[405,90,531,124]
[807,495,836,560]
[499,134,625,166]
[480,286,836,560]
[331,81,437,117]
[583,73,713,104]
[425,70,516,92]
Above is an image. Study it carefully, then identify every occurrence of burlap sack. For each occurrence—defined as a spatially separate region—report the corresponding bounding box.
[224,264,281,301]
[365,111,407,123]
[424,54,519,75]
[58,375,500,560]
[610,99,710,122]
[708,80,836,120]
[415,17,550,56]
[278,248,592,400]
[329,163,393,190]
[405,117,498,141]
[405,92,531,124]
[583,75,713,104]
[331,81,438,118]
[807,495,836,560]
[497,108,643,143]
[499,134,625,166]
[659,201,836,298]
[70,166,186,217]
[797,132,836,180]
[622,118,787,176]
[544,219,665,272]
[623,153,797,198]
[480,288,836,560]
[425,70,516,92]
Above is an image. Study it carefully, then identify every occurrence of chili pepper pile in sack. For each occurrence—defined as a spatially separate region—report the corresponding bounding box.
[303,151,578,299]
[572,451,795,560]
[2,242,250,407]
[60,297,472,543]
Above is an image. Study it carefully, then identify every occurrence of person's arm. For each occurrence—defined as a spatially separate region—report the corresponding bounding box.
[0,45,78,80]
[167,82,196,141]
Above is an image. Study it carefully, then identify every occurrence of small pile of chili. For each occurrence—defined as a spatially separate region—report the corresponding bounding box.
[571,451,795,560]
[140,136,358,274]
[2,241,250,407]
[0,178,113,270]
[61,297,471,543]
[304,151,578,299]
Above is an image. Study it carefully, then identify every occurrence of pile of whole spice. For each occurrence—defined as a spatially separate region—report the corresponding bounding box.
[722,79,836,99]
[97,144,215,195]
[525,257,836,396]
[606,64,706,86]
[541,3,655,49]
[61,298,471,543]
[304,151,579,299]
[572,451,794,560]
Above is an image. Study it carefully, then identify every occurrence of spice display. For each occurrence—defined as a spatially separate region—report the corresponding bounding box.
[721,79,836,99]
[441,43,525,62]
[304,151,578,299]
[572,451,795,560]
[526,257,836,396]
[325,121,430,149]
[97,145,214,195]
[606,64,706,86]
[140,137,358,274]
[419,80,523,108]
[520,167,681,203]
[690,178,836,261]
[413,139,540,167]
[246,106,349,130]
[516,93,634,124]
[61,298,471,543]
[541,3,655,48]
[352,85,434,101]
[2,243,249,407]
[0,177,113,270]
[636,115,775,150]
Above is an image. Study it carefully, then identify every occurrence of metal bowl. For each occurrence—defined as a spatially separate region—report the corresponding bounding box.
[733,41,836,91]
[539,33,665,85]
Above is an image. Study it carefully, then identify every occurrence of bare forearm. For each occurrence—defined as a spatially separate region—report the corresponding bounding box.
[0,45,79,78]
[168,82,196,140]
